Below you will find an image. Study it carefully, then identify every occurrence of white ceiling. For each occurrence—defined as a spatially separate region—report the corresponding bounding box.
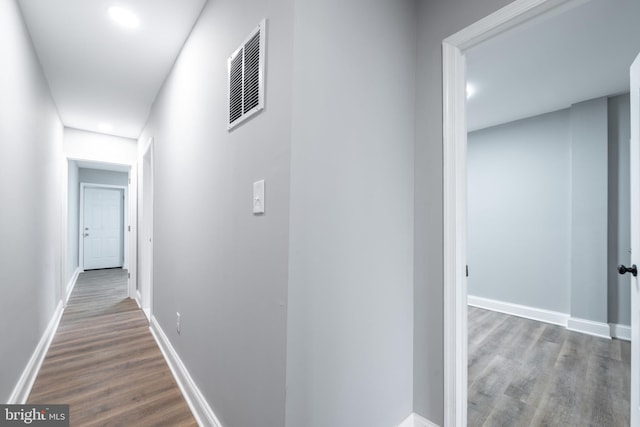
[17,1,638,138]
[466,0,640,132]
[18,0,207,139]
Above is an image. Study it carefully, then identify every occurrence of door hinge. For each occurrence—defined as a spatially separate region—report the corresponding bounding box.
[129,178,131,184]
[128,225,131,232]
[128,273,131,279]
[466,265,469,277]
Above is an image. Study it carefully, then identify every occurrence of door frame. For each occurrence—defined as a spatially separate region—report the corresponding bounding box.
[630,52,640,427]
[79,183,128,271]
[441,0,587,425]
[138,137,154,320]
[61,157,138,304]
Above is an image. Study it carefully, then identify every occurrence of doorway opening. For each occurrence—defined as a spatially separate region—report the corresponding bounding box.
[63,159,136,304]
[442,0,637,425]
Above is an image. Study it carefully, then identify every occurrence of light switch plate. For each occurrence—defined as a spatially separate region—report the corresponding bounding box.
[253,179,265,214]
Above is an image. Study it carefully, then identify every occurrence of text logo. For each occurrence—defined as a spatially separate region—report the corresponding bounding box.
[0,405,69,426]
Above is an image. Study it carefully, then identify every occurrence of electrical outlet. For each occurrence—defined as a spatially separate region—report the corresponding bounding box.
[176,312,181,335]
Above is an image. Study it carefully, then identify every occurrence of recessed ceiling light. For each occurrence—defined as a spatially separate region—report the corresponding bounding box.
[108,6,140,28]
[98,122,113,132]
[466,83,476,99]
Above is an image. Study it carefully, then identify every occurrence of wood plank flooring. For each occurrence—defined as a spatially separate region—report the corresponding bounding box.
[468,306,630,427]
[28,269,197,427]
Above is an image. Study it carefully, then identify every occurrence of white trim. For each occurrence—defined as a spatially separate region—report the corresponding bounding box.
[610,323,631,341]
[8,301,64,404]
[138,138,154,321]
[60,157,70,315]
[567,317,612,339]
[468,295,568,327]
[135,289,143,309]
[442,37,469,427]
[630,52,640,427]
[128,163,138,300]
[398,413,440,427]
[150,317,222,427]
[469,296,627,341]
[133,292,150,320]
[445,0,587,51]
[442,1,588,425]
[64,267,82,306]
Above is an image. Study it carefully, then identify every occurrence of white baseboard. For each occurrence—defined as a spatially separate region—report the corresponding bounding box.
[467,295,568,327]
[398,413,439,427]
[469,295,618,340]
[133,291,150,321]
[566,317,611,339]
[64,267,81,305]
[8,301,64,404]
[134,290,142,309]
[609,323,631,341]
[150,316,222,427]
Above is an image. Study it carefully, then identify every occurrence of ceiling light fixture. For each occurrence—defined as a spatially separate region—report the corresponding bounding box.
[108,6,140,28]
[98,122,114,132]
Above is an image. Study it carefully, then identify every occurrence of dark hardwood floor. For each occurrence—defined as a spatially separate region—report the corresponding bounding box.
[468,306,630,427]
[28,269,197,427]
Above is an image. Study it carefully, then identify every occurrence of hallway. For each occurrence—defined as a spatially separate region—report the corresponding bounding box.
[8,0,638,425]
[27,269,196,426]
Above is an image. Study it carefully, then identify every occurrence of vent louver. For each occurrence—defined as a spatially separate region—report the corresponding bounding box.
[228,20,266,130]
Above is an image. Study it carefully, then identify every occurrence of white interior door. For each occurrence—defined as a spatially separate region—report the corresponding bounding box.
[83,187,124,270]
[630,52,640,426]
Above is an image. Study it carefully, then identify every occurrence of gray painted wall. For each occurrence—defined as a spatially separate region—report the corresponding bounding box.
[468,94,631,326]
[570,97,608,322]
[467,109,572,313]
[0,0,63,403]
[138,0,294,425]
[78,168,128,187]
[608,93,631,325]
[286,0,416,426]
[141,0,416,425]
[414,0,514,422]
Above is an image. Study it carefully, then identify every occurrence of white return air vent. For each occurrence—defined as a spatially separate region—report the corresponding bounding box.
[228,19,266,130]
